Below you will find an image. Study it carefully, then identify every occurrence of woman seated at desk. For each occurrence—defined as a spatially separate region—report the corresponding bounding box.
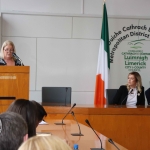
[113,72,145,105]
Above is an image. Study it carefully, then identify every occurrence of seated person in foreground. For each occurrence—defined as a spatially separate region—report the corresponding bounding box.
[0,40,23,66]
[7,99,47,138]
[18,134,72,150]
[0,112,28,150]
[113,71,145,105]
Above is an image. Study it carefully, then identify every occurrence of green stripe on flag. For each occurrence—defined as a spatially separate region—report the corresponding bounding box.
[101,3,110,69]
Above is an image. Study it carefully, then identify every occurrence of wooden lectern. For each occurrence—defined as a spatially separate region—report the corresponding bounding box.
[0,66,29,112]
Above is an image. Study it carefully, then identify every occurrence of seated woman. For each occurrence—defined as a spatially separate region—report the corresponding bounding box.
[7,99,47,138]
[18,134,72,150]
[113,72,145,105]
[0,40,23,66]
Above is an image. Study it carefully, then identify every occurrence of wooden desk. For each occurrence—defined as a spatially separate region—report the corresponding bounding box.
[37,119,127,150]
[42,104,150,150]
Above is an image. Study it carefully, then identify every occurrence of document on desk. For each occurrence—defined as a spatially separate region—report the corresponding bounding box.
[39,120,49,125]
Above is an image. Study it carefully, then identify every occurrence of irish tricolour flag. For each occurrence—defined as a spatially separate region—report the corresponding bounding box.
[94,2,110,105]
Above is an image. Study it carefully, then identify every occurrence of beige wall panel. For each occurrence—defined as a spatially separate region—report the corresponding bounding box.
[2,14,72,38]
[73,17,102,39]
[36,38,99,91]
[1,0,82,14]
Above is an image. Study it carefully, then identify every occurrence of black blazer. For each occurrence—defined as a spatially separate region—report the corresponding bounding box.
[145,88,150,105]
[0,58,22,66]
[113,85,145,105]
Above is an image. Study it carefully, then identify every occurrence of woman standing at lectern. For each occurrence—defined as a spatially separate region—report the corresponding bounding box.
[0,40,22,66]
[113,72,145,105]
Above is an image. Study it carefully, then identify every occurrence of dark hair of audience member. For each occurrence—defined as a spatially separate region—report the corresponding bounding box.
[7,99,47,138]
[0,112,28,150]
[32,100,47,126]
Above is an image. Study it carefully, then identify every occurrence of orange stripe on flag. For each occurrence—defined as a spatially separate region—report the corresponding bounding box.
[94,74,106,105]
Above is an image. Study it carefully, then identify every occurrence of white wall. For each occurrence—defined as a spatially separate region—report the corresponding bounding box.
[1,0,150,104]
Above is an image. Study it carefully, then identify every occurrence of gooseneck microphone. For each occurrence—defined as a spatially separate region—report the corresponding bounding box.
[108,138,120,150]
[121,89,133,105]
[85,119,104,150]
[13,53,24,66]
[71,111,84,136]
[55,103,76,125]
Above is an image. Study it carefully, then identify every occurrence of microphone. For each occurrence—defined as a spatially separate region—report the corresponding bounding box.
[85,119,104,150]
[108,138,120,150]
[64,87,68,106]
[121,89,133,105]
[71,111,84,136]
[55,103,76,125]
[13,53,24,66]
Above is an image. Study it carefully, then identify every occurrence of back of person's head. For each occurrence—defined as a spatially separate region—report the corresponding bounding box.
[31,100,47,126]
[18,134,72,150]
[0,112,28,150]
[7,99,37,138]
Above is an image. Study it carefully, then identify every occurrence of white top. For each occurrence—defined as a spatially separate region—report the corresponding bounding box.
[126,88,137,106]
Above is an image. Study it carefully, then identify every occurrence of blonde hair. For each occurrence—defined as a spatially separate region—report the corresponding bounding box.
[18,135,72,150]
[127,72,142,93]
[0,40,16,58]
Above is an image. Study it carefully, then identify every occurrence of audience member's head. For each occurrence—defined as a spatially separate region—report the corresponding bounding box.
[32,100,47,126]
[7,99,47,138]
[0,112,28,150]
[18,134,72,150]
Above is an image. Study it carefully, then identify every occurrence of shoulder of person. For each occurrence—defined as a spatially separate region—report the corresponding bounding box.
[141,86,145,90]
[119,85,127,89]
[15,59,22,66]
[0,58,6,65]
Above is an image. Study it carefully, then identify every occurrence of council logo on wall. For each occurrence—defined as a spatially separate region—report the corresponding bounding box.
[109,24,150,72]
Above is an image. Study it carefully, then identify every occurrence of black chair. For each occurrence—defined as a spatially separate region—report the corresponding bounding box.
[106,89,118,105]
[42,87,71,106]
[145,88,150,105]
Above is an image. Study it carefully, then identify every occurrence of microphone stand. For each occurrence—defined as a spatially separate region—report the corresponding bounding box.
[55,103,76,125]
[85,119,104,150]
[121,89,133,106]
[71,111,84,136]
[108,139,120,150]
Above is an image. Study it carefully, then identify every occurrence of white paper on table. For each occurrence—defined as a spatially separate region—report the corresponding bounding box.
[39,120,49,125]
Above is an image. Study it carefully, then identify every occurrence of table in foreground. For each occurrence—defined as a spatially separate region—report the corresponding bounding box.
[37,119,127,150]
[42,104,150,150]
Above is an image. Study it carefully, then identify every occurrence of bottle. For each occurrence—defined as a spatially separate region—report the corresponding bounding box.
[73,144,79,150]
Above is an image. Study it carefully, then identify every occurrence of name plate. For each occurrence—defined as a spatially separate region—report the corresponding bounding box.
[0,76,16,79]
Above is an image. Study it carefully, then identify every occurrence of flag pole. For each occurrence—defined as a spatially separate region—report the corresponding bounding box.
[94,0,110,106]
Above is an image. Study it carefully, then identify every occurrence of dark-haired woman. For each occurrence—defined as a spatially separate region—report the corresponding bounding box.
[7,99,47,138]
